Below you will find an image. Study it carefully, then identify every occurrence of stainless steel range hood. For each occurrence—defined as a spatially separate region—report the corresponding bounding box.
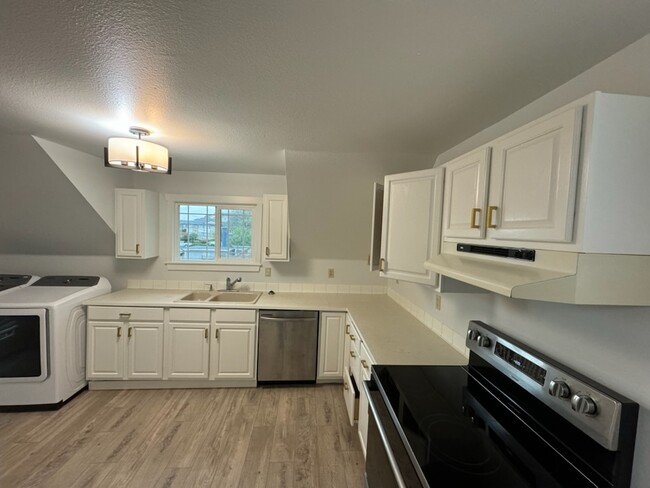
[425,242,650,305]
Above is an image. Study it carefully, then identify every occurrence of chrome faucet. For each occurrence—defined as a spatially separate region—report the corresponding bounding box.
[225,276,242,291]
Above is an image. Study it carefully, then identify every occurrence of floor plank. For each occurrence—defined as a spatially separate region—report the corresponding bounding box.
[0,384,365,488]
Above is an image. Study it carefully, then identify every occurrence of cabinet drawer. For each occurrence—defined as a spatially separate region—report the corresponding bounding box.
[213,309,256,323]
[88,306,163,322]
[348,323,361,353]
[343,367,359,426]
[349,345,361,384]
[359,342,373,380]
[169,308,211,322]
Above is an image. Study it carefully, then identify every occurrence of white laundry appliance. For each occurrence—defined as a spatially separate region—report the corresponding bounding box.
[0,276,111,410]
[0,274,40,296]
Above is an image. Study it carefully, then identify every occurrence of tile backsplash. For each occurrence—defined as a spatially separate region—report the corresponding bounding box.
[127,279,387,295]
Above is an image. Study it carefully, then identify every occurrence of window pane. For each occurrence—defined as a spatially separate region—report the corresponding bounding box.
[178,205,216,260]
[220,208,252,259]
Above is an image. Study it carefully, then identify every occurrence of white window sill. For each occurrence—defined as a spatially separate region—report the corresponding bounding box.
[164,262,262,272]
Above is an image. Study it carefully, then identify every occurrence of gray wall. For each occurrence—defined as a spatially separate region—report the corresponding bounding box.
[0,133,114,256]
[391,33,650,487]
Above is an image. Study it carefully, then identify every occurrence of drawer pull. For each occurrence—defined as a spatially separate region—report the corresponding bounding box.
[350,335,357,341]
[344,382,349,391]
[350,351,357,358]
[119,313,131,320]
[361,359,369,369]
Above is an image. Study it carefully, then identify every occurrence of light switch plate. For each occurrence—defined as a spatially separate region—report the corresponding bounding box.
[328,268,335,278]
[265,267,272,277]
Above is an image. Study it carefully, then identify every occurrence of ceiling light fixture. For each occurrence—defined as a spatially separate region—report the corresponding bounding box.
[104,126,172,174]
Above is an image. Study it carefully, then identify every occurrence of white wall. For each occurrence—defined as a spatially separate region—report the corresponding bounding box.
[389,33,650,487]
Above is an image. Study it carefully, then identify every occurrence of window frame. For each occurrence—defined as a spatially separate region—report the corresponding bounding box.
[164,194,262,272]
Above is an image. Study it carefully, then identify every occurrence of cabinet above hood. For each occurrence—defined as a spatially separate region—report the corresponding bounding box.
[427,92,650,306]
[425,243,650,305]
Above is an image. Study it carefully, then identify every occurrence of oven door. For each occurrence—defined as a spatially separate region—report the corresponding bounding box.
[0,309,48,382]
[364,380,424,488]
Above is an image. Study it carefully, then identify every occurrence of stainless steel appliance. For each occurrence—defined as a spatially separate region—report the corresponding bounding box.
[257,310,318,383]
[365,320,639,488]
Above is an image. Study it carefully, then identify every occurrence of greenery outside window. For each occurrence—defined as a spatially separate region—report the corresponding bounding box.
[166,195,262,271]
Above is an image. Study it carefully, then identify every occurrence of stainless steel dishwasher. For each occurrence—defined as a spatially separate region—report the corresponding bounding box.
[257,310,319,383]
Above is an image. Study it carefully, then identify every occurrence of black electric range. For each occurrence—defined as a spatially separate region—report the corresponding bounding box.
[364,321,639,488]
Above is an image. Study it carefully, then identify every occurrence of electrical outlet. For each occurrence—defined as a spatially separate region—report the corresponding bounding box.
[435,295,442,310]
[265,267,272,277]
[328,268,335,278]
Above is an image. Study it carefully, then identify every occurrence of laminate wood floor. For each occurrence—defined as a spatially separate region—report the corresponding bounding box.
[0,384,365,488]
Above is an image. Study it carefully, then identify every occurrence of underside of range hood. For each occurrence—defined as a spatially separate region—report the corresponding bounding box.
[425,242,650,305]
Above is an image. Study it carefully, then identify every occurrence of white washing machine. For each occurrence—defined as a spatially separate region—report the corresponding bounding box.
[0,274,40,296]
[0,276,111,410]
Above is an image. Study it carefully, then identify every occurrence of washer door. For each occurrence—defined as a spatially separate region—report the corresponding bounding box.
[0,308,48,382]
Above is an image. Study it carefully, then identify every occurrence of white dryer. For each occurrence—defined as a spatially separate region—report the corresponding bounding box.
[0,276,111,410]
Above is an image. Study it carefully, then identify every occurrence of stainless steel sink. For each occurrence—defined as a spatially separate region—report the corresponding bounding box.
[209,291,261,303]
[178,291,214,301]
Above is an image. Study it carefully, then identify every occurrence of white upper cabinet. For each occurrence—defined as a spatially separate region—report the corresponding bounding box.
[488,107,582,242]
[115,189,159,259]
[442,148,491,239]
[441,106,583,246]
[262,194,290,261]
[368,183,384,271]
[380,168,444,285]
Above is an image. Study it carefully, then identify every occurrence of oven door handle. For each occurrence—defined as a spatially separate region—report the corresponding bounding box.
[363,381,407,488]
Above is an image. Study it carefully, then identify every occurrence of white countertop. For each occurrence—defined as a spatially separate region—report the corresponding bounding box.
[86,289,467,366]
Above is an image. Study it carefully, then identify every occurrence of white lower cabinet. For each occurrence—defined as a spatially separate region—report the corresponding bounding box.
[210,309,257,380]
[87,306,164,380]
[317,312,346,381]
[357,342,374,456]
[165,308,210,379]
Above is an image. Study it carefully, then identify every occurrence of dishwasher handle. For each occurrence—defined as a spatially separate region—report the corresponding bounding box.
[260,315,316,322]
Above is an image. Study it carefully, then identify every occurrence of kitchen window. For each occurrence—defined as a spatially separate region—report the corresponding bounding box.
[165,195,262,271]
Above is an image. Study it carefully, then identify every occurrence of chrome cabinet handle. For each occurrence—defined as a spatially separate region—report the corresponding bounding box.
[215,328,219,340]
[128,327,133,338]
[265,246,270,256]
[205,328,209,340]
[350,351,357,358]
[117,327,122,338]
[136,243,140,254]
[361,359,369,369]
[119,313,131,320]
[350,335,357,341]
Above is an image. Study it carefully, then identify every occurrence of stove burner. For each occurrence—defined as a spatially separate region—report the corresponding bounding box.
[421,414,502,475]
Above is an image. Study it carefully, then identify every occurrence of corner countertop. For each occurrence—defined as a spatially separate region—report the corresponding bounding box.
[85,289,467,366]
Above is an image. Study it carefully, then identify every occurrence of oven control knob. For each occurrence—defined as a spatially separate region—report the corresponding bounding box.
[476,334,491,348]
[571,394,597,415]
[548,380,571,399]
[466,329,480,342]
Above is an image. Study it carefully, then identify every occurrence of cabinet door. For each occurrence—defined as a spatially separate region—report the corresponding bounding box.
[317,312,345,380]
[87,321,124,379]
[380,168,444,285]
[442,148,491,239]
[165,323,210,379]
[263,194,290,261]
[369,183,384,271]
[488,107,583,242]
[210,324,256,380]
[127,322,163,379]
[115,189,142,258]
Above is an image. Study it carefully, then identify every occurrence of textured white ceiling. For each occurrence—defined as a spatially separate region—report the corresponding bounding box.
[1,1,649,174]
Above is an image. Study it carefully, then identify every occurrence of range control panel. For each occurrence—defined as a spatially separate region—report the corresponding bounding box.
[465,320,628,452]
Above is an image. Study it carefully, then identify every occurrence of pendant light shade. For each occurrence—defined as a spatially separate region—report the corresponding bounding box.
[104,127,172,174]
